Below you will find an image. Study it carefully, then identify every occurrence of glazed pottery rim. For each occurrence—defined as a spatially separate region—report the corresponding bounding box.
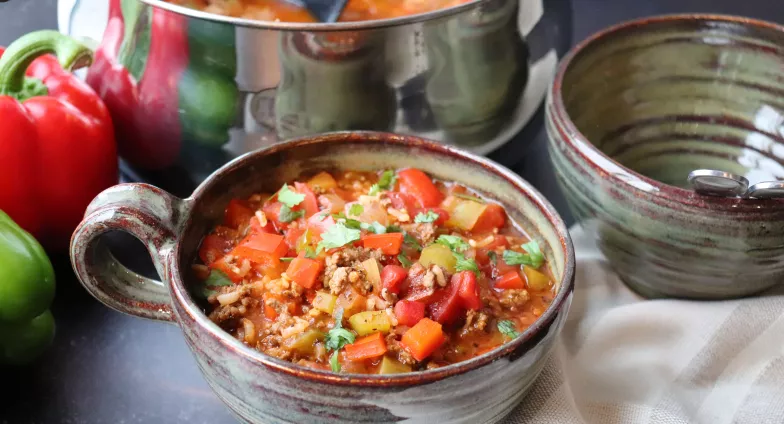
[549,13,784,211]
[140,0,487,31]
[173,131,576,387]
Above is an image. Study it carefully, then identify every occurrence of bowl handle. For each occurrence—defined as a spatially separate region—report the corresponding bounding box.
[70,183,187,323]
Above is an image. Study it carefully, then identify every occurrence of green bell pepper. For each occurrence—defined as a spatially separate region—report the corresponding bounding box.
[0,210,56,365]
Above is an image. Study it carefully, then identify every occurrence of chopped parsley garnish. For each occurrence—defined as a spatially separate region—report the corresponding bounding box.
[497,320,519,339]
[368,170,397,195]
[201,287,218,299]
[454,193,485,203]
[435,235,469,252]
[317,223,361,252]
[205,270,233,287]
[386,224,402,233]
[326,309,355,373]
[404,233,422,251]
[414,210,439,223]
[348,204,364,217]
[278,205,305,223]
[398,254,412,267]
[488,251,498,265]
[276,184,305,208]
[454,252,480,276]
[502,240,545,269]
[342,218,363,230]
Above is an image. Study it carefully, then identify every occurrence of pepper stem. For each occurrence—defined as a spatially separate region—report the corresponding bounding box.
[0,30,93,98]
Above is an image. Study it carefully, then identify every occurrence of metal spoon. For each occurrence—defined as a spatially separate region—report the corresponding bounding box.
[289,0,348,23]
[687,169,784,199]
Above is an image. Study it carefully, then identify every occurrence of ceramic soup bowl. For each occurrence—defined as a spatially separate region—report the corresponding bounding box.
[547,14,784,300]
[70,132,575,424]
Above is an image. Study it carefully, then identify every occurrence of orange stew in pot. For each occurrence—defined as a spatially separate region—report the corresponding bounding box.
[170,0,471,23]
[193,169,555,374]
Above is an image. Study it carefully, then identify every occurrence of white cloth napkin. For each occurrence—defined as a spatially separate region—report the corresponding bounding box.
[505,225,784,424]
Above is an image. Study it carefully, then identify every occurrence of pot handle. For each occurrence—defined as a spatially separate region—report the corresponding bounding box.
[70,183,187,322]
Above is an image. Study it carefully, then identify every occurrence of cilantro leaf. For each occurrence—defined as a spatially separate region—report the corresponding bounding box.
[502,240,545,269]
[436,235,469,252]
[404,233,422,251]
[276,184,305,208]
[342,218,363,230]
[360,221,387,234]
[330,350,341,372]
[386,225,402,233]
[304,246,318,259]
[205,270,233,287]
[348,204,364,217]
[414,210,439,223]
[454,193,485,203]
[368,170,397,195]
[317,223,361,252]
[325,327,355,351]
[278,204,305,223]
[280,257,295,262]
[398,254,412,267]
[497,320,519,339]
[488,251,498,265]
[454,252,480,276]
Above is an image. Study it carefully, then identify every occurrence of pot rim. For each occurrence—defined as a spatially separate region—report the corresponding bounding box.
[140,0,487,31]
[548,13,784,212]
[171,131,576,387]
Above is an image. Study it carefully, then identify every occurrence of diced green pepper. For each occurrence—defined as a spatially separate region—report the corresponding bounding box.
[378,355,412,374]
[349,311,391,336]
[419,243,457,273]
[284,329,325,355]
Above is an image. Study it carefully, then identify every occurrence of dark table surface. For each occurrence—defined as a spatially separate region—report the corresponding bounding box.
[0,1,781,423]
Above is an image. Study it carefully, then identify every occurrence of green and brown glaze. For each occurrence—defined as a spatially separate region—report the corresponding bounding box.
[547,14,784,299]
[70,132,575,423]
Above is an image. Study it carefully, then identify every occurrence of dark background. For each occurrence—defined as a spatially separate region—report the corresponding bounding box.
[0,0,781,423]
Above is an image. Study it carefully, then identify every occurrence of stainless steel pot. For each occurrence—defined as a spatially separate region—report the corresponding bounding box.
[72,0,571,195]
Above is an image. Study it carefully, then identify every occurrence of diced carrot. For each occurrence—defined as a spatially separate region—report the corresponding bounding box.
[362,233,404,255]
[238,232,288,258]
[343,332,388,361]
[294,182,320,218]
[394,300,425,327]
[397,169,444,208]
[224,199,255,229]
[495,271,525,290]
[400,318,446,361]
[471,203,506,233]
[286,255,323,289]
[198,234,231,266]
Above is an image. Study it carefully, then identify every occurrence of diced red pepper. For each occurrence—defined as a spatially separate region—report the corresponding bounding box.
[394,300,425,327]
[294,182,319,218]
[224,199,255,229]
[307,213,335,236]
[198,234,231,266]
[238,232,288,258]
[284,227,306,254]
[428,285,463,325]
[381,264,407,294]
[400,318,446,361]
[285,254,323,289]
[362,233,404,255]
[455,271,482,310]
[386,191,419,212]
[210,255,244,283]
[471,203,506,233]
[262,201,286,229]
[343,332,388,361]
[249,215,276,234]
[397,169,444,208]
[496,271,525,290]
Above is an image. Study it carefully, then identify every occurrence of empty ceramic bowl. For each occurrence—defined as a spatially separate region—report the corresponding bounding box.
[546,14,784,299]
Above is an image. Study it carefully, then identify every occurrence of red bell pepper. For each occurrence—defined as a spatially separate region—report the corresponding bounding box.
[0,30,118,250]
[86,0,186,170]
[394,300,425,327]
[381,264,408,294]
